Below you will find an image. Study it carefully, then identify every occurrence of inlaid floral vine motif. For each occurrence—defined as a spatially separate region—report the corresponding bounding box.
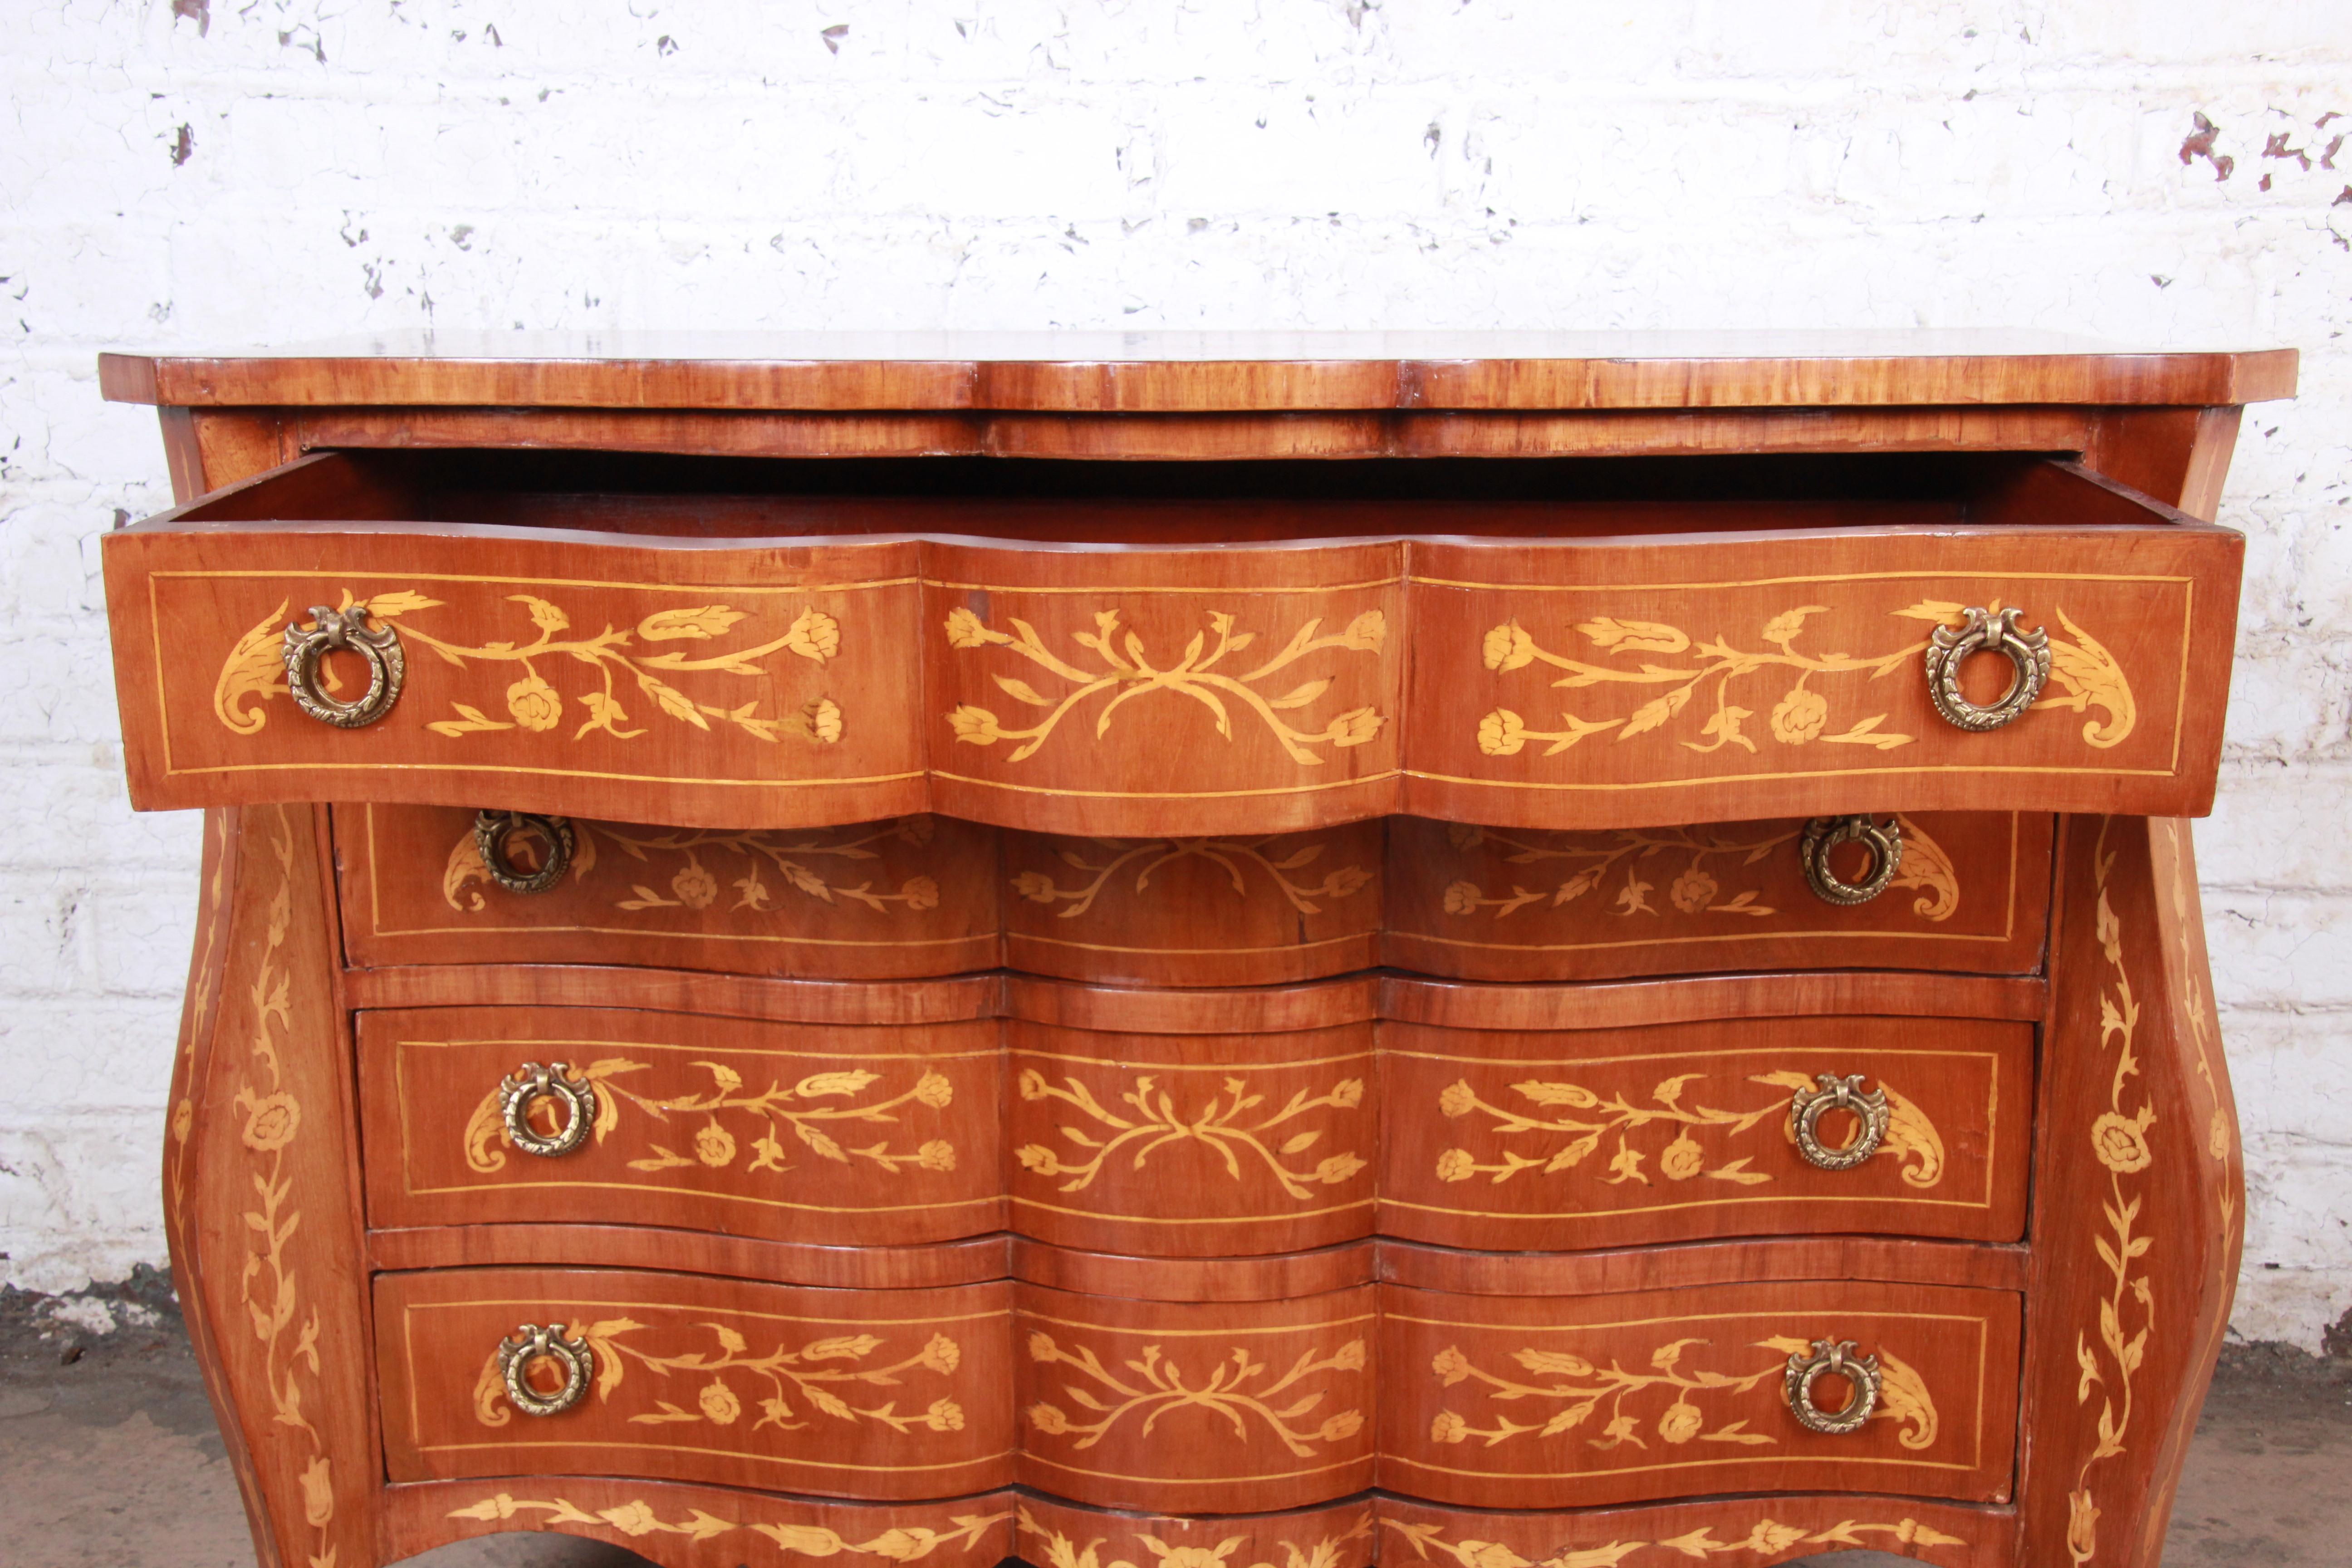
[1024,1328,1366,1456]
[1436,817,1960,925]
[1013,836,1372,919]
[1382,1513,1965,1568]
[463,1056,957,1179]
[1474,601,2132,758]
[1014,1070,1367,1200]
[442,815,941,916]
[213,588,845,745]
[2066,819,2161,1566]
[1019,1504,1372,1568]
[475,1318,967,1436]
[1431,1069,1945,1192]
[447,1494,1007,1561]
[1423,1333,1937,1453]
[232,809,339,1568]
[944,606,1386,763]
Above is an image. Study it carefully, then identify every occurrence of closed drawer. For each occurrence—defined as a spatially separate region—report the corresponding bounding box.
[338,805,1000,980]
[357,1006,1003,1246]
[1377,1009,2030,1249]
[1379,1277,2021,1509]
[1014,1280,1377,1513]
[1008,1018,1377,1256]
[1385,810,2052,981]
[1001,820,1384,986]
[374,1267,1014,1498]
[104,451,2239,834]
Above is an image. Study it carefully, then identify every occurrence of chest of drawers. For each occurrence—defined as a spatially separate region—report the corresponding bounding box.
[97,333,2290,1568]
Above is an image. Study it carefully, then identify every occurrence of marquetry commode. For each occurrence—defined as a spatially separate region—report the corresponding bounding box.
[97,334,2291,1568]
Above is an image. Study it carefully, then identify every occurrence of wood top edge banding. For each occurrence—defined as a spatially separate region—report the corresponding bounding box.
[97,336,2298,411]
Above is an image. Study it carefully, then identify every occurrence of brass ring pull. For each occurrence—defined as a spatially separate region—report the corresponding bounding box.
[498,1323,594,1418]
[474,811,575,895]
[1790,1073,1891,1171]
[1924,606,2050,732]
[281,605,405,728]
[500,1062,598,1158]
[1800,815,1903,906]
[1783,1338,1881,1436]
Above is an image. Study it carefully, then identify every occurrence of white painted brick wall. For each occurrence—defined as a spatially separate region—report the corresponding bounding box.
[3,0,2347,1348]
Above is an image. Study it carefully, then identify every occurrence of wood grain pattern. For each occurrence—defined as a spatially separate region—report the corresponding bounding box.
[340,805,999,979]
[95,330,2298,410]
[374,1267,1014,1499]
[1014,1281,1378,1513]
[368,1227,1014,1291]
[357,1005,1001,1246]
[1378,1013,2029,1249]
[1384,812,2052,981]
[1381,1279,2022,1510]
[286,404,2104,466]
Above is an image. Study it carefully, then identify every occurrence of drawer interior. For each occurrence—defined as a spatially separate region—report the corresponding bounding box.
[176,447,2168,544]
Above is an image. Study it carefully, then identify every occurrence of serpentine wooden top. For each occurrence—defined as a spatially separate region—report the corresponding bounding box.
[97,330,2297,411]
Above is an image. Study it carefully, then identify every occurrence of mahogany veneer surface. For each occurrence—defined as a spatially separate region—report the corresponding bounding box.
[103,336,2283,1568]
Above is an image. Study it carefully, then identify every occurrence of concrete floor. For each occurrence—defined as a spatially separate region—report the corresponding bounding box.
[3,1276,2346,1568]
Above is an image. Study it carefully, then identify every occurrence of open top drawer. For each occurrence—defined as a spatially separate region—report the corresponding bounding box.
[103,448,2241,835]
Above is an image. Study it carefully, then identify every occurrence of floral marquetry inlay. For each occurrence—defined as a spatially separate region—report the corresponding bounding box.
[945,606,1385,763]
[229,808,343,1568]
[215,588,845,745]
[1474,601,2133,760]
[1382,1514,1965,1568]
[1015,1070,1367,1200]
[474,1317,969,1436]
[441,816,942,916]
[462,1055,959,1179]
[1024,1329,1368,1457]
[1432,1069,1945,1193]
[1018,1505,1372,1568]
[446,1493,1008,1560]
[1436,818,1960,925]
[1013,836,1372,919]
[1423,1334,1937,1454]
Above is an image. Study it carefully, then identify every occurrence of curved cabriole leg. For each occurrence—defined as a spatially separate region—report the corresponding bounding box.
[172,804,377,1568]
[2021,817,2244,1567]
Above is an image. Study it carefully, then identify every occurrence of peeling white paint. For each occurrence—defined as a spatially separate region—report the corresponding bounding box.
[1,1,2348,1348]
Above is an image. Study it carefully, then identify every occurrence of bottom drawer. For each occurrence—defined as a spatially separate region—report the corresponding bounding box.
[374,1268,1014,1499]
[1380,1276,2020,1509]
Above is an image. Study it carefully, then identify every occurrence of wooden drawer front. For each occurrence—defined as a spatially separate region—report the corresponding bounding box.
[1378,1014,2028,1249]
[921,541,1406,835]
[109,459,2236,833]
[376,1268,1013,1498]
[1002,822,1383,986]
[358,1007,1003,1246]
[1014,1283,1377,1513]
[1008,1020,1377,1256]
[1404,518,2239,828]
[105,526,927,829]
[339,805,1000,979]
[1380,1280,2021,1509]
[1383,811,2052,981]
